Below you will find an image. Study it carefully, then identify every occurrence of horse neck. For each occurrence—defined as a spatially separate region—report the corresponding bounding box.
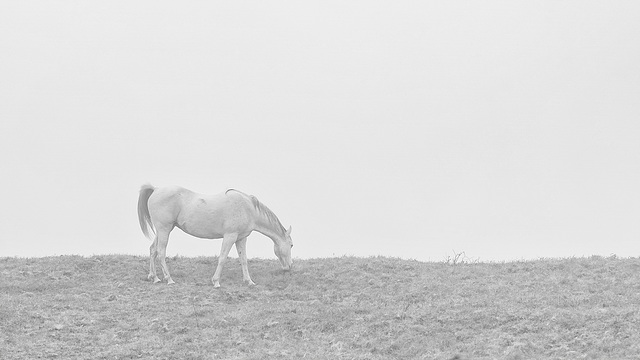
[253,215,285,245]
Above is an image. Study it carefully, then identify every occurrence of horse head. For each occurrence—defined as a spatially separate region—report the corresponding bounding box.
[274,226,294,270]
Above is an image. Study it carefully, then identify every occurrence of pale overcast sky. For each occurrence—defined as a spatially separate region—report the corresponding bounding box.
[1,1,639,261]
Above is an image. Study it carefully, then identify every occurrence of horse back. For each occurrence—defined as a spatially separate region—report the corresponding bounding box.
[149,186,254,239]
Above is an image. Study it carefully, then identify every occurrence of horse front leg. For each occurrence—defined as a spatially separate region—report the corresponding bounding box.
[212,233,238,288]
[235,237,256,286]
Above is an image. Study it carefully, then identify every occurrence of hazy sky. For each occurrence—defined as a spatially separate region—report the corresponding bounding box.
[2,1,639,262]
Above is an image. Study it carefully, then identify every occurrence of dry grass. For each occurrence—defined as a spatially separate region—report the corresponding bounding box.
[2,254,640,359]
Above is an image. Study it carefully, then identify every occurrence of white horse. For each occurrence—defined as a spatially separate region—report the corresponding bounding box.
[137,184,293,287]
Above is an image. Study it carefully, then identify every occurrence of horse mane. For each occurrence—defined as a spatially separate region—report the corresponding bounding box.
[226,189,286,236]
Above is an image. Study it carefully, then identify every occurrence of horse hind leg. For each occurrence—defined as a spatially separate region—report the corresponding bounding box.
[148,236,161,283]
[156,228,175,285]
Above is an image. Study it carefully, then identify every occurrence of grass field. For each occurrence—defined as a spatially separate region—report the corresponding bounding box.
[2,254,640,359]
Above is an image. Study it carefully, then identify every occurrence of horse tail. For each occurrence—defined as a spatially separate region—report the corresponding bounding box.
[137,184,156,240]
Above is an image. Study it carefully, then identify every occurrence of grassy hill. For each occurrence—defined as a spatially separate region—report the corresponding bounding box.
[2,255,640,359]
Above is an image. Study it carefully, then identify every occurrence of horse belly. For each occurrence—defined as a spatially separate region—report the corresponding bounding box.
[176,195,253,239]
[176,209,226,239]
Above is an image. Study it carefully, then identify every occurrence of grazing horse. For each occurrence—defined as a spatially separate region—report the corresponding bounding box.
[137,184,293,287]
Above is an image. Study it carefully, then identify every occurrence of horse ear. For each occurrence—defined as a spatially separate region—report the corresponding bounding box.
[286,226,292,236]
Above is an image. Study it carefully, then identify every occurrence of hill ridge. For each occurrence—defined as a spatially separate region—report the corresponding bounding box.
[2,255,640,358]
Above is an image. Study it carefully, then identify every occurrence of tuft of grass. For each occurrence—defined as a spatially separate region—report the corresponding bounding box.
[1,255,640,359]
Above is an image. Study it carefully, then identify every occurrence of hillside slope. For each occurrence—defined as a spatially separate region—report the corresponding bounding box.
[2,255,640,359]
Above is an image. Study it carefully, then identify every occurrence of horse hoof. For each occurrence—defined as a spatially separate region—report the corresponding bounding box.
[153,278,161,284]
[167,279,175,285]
